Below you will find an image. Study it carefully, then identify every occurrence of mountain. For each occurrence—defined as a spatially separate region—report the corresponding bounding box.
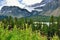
[0,0,60,18]
[44,7,60,16]
[0,6,42,18]
[1,6,31,18]
[30,0,60,16]
[42,0,60,16]
[28,0,52,7]
[26,0,60,15]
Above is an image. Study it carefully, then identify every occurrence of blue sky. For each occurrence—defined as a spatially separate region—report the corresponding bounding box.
[0,0,3,1]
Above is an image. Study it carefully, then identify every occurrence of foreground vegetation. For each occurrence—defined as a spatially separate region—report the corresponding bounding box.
[0,22,59,40]
[0,16,60,40]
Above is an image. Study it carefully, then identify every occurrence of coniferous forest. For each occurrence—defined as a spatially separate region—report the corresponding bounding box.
[0,16,60,40]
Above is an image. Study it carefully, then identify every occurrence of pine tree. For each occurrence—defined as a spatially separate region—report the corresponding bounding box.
[47,16,55,40]
[57,16,60,39]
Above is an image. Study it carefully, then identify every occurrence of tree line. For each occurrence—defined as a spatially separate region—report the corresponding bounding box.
[0,16,60,40]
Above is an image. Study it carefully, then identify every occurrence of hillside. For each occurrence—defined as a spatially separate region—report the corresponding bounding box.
[44,7,60,16]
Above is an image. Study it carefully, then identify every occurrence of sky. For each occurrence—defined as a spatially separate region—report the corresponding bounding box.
[6,0,25,8]
[0,0,43,11]
[0,0,43,6]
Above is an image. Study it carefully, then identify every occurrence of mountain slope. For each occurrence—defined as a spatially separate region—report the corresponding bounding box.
[0,0,60,18]
[44,7,60,16]
[33,0,60,16]
[1,6,31,18]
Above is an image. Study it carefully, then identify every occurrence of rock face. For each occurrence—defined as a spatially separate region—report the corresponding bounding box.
[1,6,31,18]
[30,0,60,16]
[43,0,60,16]
[0,6,41,18]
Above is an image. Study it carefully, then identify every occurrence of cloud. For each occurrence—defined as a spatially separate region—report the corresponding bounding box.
[0,0,6,10]
[0,0,43,8]
[0,0,43,12]
[6,0,25,8]
[22,0,43,5]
